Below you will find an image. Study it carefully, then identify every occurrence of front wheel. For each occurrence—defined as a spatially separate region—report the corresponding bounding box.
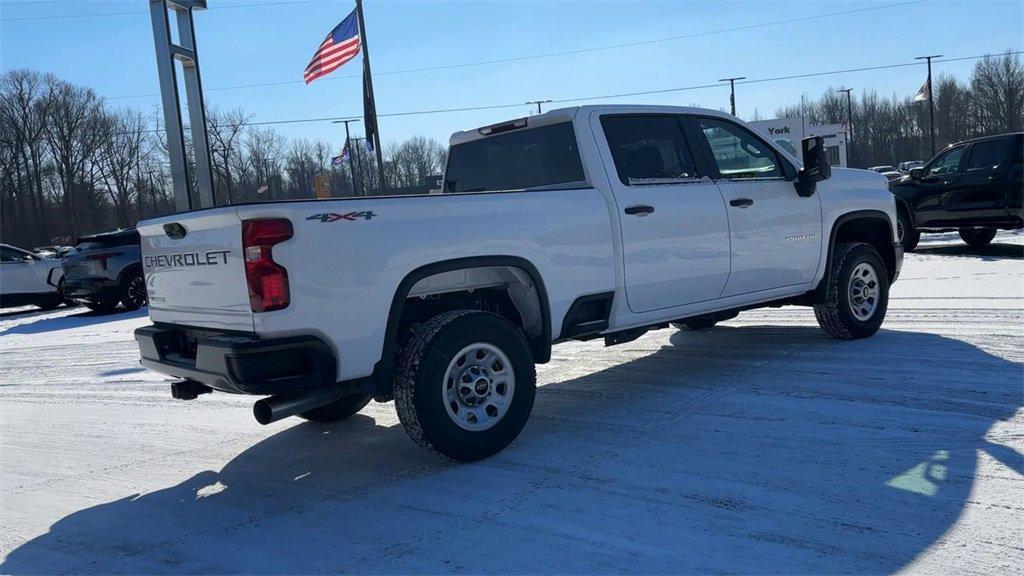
[814,242,889,340]
[959,227,996,248]
[897,210,919,252]
[394,310,536,462]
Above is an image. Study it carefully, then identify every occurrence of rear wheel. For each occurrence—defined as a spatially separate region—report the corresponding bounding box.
[394,310,536,462]
[814,242,889,340]
[897,210,919,252]
[119,271,147,310]
[35,280,64,310]
[959,227,997,248]
[299,392,372,422]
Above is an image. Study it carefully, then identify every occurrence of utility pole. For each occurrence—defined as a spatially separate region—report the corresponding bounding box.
[838,87,854,167]
[352,137,367,194]
[915,54,943,157]
[332,118,361,196]
[719,76,746,116]
[526,99,552,114]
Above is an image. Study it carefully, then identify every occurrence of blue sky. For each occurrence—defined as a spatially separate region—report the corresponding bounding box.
[1,0,1021,149]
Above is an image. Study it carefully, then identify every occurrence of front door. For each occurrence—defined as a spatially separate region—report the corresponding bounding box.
[595,113,731,313]
[914,144,966,227]
[690,116,822,297]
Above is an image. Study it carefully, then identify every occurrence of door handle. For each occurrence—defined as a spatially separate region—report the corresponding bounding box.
[624,205,655,216]
[729,198,754,208]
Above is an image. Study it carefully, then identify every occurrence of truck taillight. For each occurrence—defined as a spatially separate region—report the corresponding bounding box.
[242,219,292,312]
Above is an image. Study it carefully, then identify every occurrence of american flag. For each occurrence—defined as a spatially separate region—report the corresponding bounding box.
[304,9,361,85]
[331,139,350,166]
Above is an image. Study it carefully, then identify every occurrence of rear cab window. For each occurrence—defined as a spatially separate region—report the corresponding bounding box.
[444,122,586,193]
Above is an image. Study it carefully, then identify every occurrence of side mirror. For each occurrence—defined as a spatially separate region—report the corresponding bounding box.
[909,167,923,179]
[795,136,830,197]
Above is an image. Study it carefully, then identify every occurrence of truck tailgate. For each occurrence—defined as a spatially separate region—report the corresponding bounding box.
[137,208,254,332]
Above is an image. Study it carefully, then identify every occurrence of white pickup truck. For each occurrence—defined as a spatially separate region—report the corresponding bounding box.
[135,105,901,461]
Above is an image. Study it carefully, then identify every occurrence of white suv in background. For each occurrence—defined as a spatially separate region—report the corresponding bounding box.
[0,244,66,310]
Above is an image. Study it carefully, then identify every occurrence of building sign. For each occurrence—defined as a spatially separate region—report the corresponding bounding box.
[749,118,849,167]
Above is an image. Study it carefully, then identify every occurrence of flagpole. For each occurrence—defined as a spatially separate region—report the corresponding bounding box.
[355,0,387,194]
[915,54,943,157]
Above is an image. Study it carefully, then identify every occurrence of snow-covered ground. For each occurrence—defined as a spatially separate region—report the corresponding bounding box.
[1,232,1021,575]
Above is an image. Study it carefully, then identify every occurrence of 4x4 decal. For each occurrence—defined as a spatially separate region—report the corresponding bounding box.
[307,211,376,223]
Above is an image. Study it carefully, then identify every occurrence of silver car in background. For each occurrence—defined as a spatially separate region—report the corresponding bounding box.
[62,229,146,312]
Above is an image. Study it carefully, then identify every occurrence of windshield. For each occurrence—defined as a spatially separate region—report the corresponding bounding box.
[444,122,586,193]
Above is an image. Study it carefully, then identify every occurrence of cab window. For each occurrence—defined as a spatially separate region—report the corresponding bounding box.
[697,117,781,179]
[926,146,965,176]
[601,115,699,186]
[966,139,1009,171]
[1,247,31,263]
[444,122,585,193]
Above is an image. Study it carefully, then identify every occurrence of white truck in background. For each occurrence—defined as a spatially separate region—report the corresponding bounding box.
[134,105,901,461]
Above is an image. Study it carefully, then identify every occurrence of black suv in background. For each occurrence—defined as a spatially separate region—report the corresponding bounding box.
[62,229,146,312]
[888,134,1024,251]
[890,132,1023,251]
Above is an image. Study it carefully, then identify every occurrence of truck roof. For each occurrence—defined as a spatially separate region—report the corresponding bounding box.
[449,104,737,145]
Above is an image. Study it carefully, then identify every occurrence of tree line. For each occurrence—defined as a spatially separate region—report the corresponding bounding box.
[2,51,1022,248]
[774,51,1022,168]
[0,70,446,248]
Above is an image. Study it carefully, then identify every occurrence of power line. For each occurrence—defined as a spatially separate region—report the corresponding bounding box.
[129,50,1020,134]
[74,0,923,100]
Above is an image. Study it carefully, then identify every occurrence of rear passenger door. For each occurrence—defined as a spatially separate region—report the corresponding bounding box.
[950,137,1013,223]
[690,116,822,298]
[595,113,731,313]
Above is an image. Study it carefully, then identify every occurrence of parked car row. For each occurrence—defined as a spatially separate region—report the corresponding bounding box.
[1,229,146,312]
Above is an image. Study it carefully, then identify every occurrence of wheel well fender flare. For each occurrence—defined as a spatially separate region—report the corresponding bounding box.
[817,210,897,297]
[893,197,915,228]
[371,256,552,394]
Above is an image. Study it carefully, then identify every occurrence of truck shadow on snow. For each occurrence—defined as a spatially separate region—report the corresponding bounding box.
[2,326,1021,574]
[0,307,147,336]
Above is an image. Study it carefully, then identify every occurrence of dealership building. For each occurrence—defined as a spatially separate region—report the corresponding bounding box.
[749,118,849,168]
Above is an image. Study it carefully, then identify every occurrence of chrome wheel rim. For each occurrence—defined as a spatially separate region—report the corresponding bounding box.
[443,342,515,432]
[848,262,879,321]
[127,276,147,306]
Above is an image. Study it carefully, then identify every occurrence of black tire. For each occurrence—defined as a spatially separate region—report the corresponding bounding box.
[814,242,890,340]
[35,280,64,310]
[958,227,997,248]
[299,392,372,422]
[394,310,536,462]
[119,271,148,310]
[84,295,118,313]
[897,210,919,252]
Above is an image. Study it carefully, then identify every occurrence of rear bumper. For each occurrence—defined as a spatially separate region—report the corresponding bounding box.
[63,277,117,301]
[134,324,337,395]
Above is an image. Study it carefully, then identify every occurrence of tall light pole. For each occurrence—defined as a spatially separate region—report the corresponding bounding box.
[915,54,943,157]
[332,118,361,196]
[526,99,552,114]
[719,76,746,116]
[838,88,854,167]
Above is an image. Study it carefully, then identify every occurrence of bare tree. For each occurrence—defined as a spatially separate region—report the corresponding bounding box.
[42,76,105,238]
[206,107,251,205]
[96,109,149,228]
[970,51,1024,134]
